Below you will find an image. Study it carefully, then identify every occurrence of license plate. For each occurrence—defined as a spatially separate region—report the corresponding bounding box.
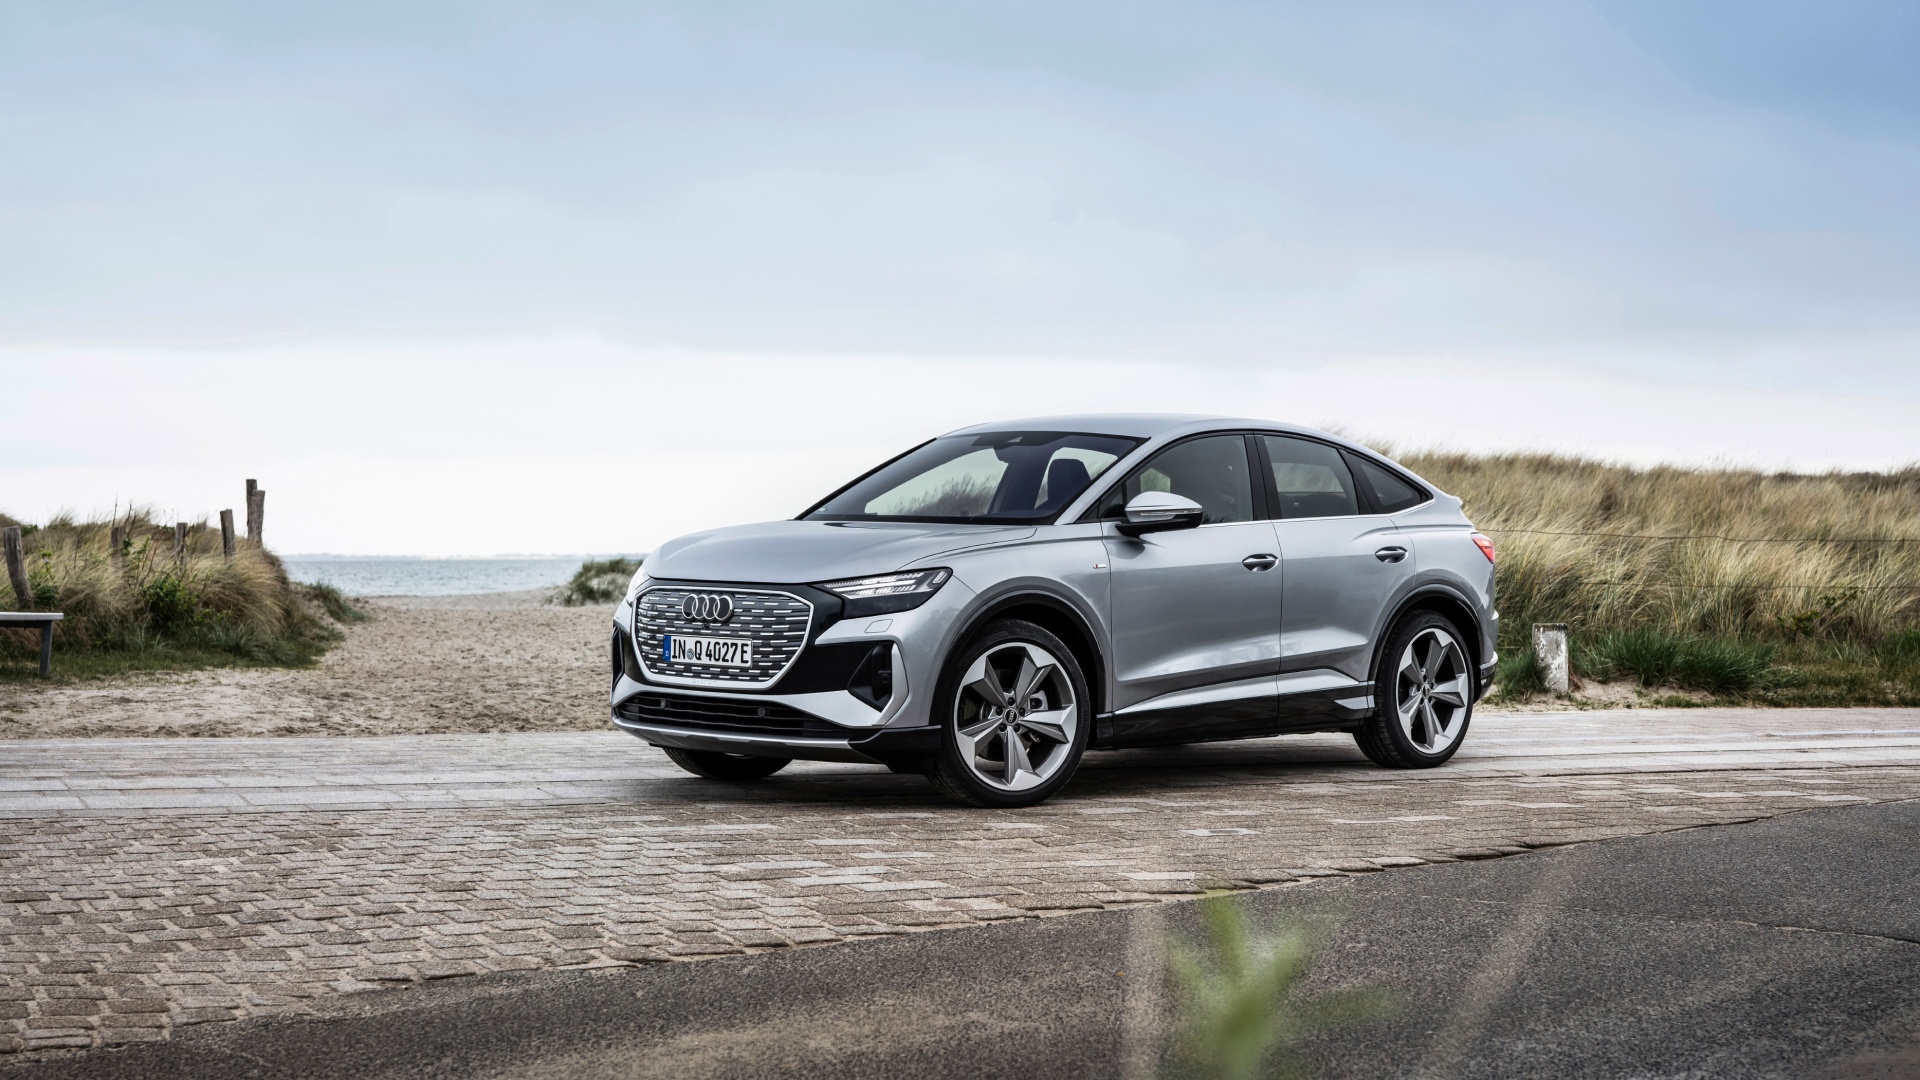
[661,635,753,668]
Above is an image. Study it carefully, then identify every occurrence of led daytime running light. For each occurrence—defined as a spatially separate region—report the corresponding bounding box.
[823,568,951,600]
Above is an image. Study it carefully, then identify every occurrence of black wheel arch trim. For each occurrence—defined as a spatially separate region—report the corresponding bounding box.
[944,588,1109,719]
[1368,583,1489,695]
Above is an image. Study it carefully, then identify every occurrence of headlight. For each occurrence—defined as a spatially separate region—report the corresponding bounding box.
[820,568,951,617]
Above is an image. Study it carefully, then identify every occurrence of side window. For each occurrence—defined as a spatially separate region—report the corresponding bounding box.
[1349,455,1428,514]
[1262,436,1358,518]
[1097,435,1254,525]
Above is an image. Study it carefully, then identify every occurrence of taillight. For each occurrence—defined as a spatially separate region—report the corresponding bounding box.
[1471,533,1496,563]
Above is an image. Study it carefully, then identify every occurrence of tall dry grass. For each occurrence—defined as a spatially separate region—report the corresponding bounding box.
[0,509,346,668]
[1394,453,1920,645]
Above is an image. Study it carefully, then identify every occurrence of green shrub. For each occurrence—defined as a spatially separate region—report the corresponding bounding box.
[141,574,199,636]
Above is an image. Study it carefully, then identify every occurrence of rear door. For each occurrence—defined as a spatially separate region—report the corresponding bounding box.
[1099,434,1283,742]
[1260,435,1413,686]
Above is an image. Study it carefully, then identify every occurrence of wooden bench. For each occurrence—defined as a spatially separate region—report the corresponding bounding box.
[0,612,64,676]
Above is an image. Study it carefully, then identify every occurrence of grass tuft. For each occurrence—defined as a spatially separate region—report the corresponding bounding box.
[299,582,368,624]
[1492,649,1547,699]
[1581,630,1781,695]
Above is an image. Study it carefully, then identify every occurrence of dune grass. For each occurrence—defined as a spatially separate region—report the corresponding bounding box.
[0,510,357,681]
[1392,453,1920,705]
[550,557,644,607]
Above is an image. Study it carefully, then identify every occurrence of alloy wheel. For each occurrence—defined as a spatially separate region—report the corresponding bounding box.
[953,641,1080,793]
[1395,626,1470,754]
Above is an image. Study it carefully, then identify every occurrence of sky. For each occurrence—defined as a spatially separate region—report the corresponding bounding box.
[1,1,1916,555]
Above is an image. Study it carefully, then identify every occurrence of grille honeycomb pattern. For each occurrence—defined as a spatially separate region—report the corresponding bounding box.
[633,588,812,687]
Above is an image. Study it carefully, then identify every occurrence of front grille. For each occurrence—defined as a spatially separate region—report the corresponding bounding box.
[615,693,848,739]
[633,587,812,687]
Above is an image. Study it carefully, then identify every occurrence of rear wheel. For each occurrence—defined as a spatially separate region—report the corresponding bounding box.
[660,747,792,781]
[926,619,1090,808]
[1354,612,1474,768]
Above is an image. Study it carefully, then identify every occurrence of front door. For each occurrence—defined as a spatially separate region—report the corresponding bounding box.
[1100,434,1283,743]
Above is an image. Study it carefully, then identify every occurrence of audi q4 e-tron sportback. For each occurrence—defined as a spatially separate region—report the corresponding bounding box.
[611,415,1498,807]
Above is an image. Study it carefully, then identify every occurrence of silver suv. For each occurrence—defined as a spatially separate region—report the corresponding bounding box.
[611,415,1497,807]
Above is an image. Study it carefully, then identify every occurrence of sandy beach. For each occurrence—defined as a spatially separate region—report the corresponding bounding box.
[0,591,611,739]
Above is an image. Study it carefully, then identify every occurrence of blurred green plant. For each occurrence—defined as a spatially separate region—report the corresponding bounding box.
[1165,899,1396,1080]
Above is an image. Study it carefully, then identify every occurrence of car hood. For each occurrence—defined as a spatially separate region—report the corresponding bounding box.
[646,520,1037,585]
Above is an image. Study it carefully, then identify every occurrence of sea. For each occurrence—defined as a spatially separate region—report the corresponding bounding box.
[282,556,638,597]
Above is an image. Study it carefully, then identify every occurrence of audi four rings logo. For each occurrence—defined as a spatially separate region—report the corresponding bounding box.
[681,593,735,623]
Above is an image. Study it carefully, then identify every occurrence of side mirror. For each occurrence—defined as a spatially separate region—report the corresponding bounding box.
[1116,491,1205,537]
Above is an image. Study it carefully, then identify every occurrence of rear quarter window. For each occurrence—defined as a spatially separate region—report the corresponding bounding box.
[1350,456,1429,514]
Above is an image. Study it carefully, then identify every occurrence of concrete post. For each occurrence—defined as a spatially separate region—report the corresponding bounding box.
[1532,623,1570,695]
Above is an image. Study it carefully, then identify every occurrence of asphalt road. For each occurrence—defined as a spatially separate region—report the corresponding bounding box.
[9,800,1916,1080]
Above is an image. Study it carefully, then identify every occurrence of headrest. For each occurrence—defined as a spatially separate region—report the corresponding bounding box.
[1042,457,1093,509]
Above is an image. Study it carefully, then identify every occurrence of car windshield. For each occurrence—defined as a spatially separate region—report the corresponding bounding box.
[803,431,1142,524]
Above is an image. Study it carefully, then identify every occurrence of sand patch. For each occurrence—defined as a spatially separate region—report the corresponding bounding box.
[0,592,612,738]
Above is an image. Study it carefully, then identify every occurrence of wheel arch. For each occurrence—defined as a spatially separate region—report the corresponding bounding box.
[954,591,1108,718]
[1370,586,1484,693]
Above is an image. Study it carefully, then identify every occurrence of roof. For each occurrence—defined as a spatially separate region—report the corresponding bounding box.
[943,413,1336,442]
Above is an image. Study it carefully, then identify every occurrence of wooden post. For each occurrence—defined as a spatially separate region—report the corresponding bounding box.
[174,522,190,565]
[245,480,265,545]
[2,527,30,610]
[110,525,127,573]
[1532,623,1570,695]
[219,510,236,559]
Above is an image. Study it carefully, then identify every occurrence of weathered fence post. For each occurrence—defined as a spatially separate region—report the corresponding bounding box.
[219,510,236,559]
[3,526,30,610]
[1531,623,1570,695]
[110,525,127,573]
[245,480,265,545]
[174,522,190,565]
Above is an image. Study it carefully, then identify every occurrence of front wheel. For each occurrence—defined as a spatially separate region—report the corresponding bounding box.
[925,619,1091,808]
[1353,612,1474,768]
[660,747,793,781]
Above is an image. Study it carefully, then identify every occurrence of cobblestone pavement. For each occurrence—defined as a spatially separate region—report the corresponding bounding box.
[3,709,1918,1055]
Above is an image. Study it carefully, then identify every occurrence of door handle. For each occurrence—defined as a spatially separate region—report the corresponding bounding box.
[1374,546,1408,563]
[1241,554,1278,572]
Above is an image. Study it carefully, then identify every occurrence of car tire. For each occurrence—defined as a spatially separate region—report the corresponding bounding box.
[926,619,1091,808]
[1354,611,1475,769]
[660,747,793,781]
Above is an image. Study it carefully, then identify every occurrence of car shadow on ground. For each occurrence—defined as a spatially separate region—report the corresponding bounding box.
[611,734,1384,809]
